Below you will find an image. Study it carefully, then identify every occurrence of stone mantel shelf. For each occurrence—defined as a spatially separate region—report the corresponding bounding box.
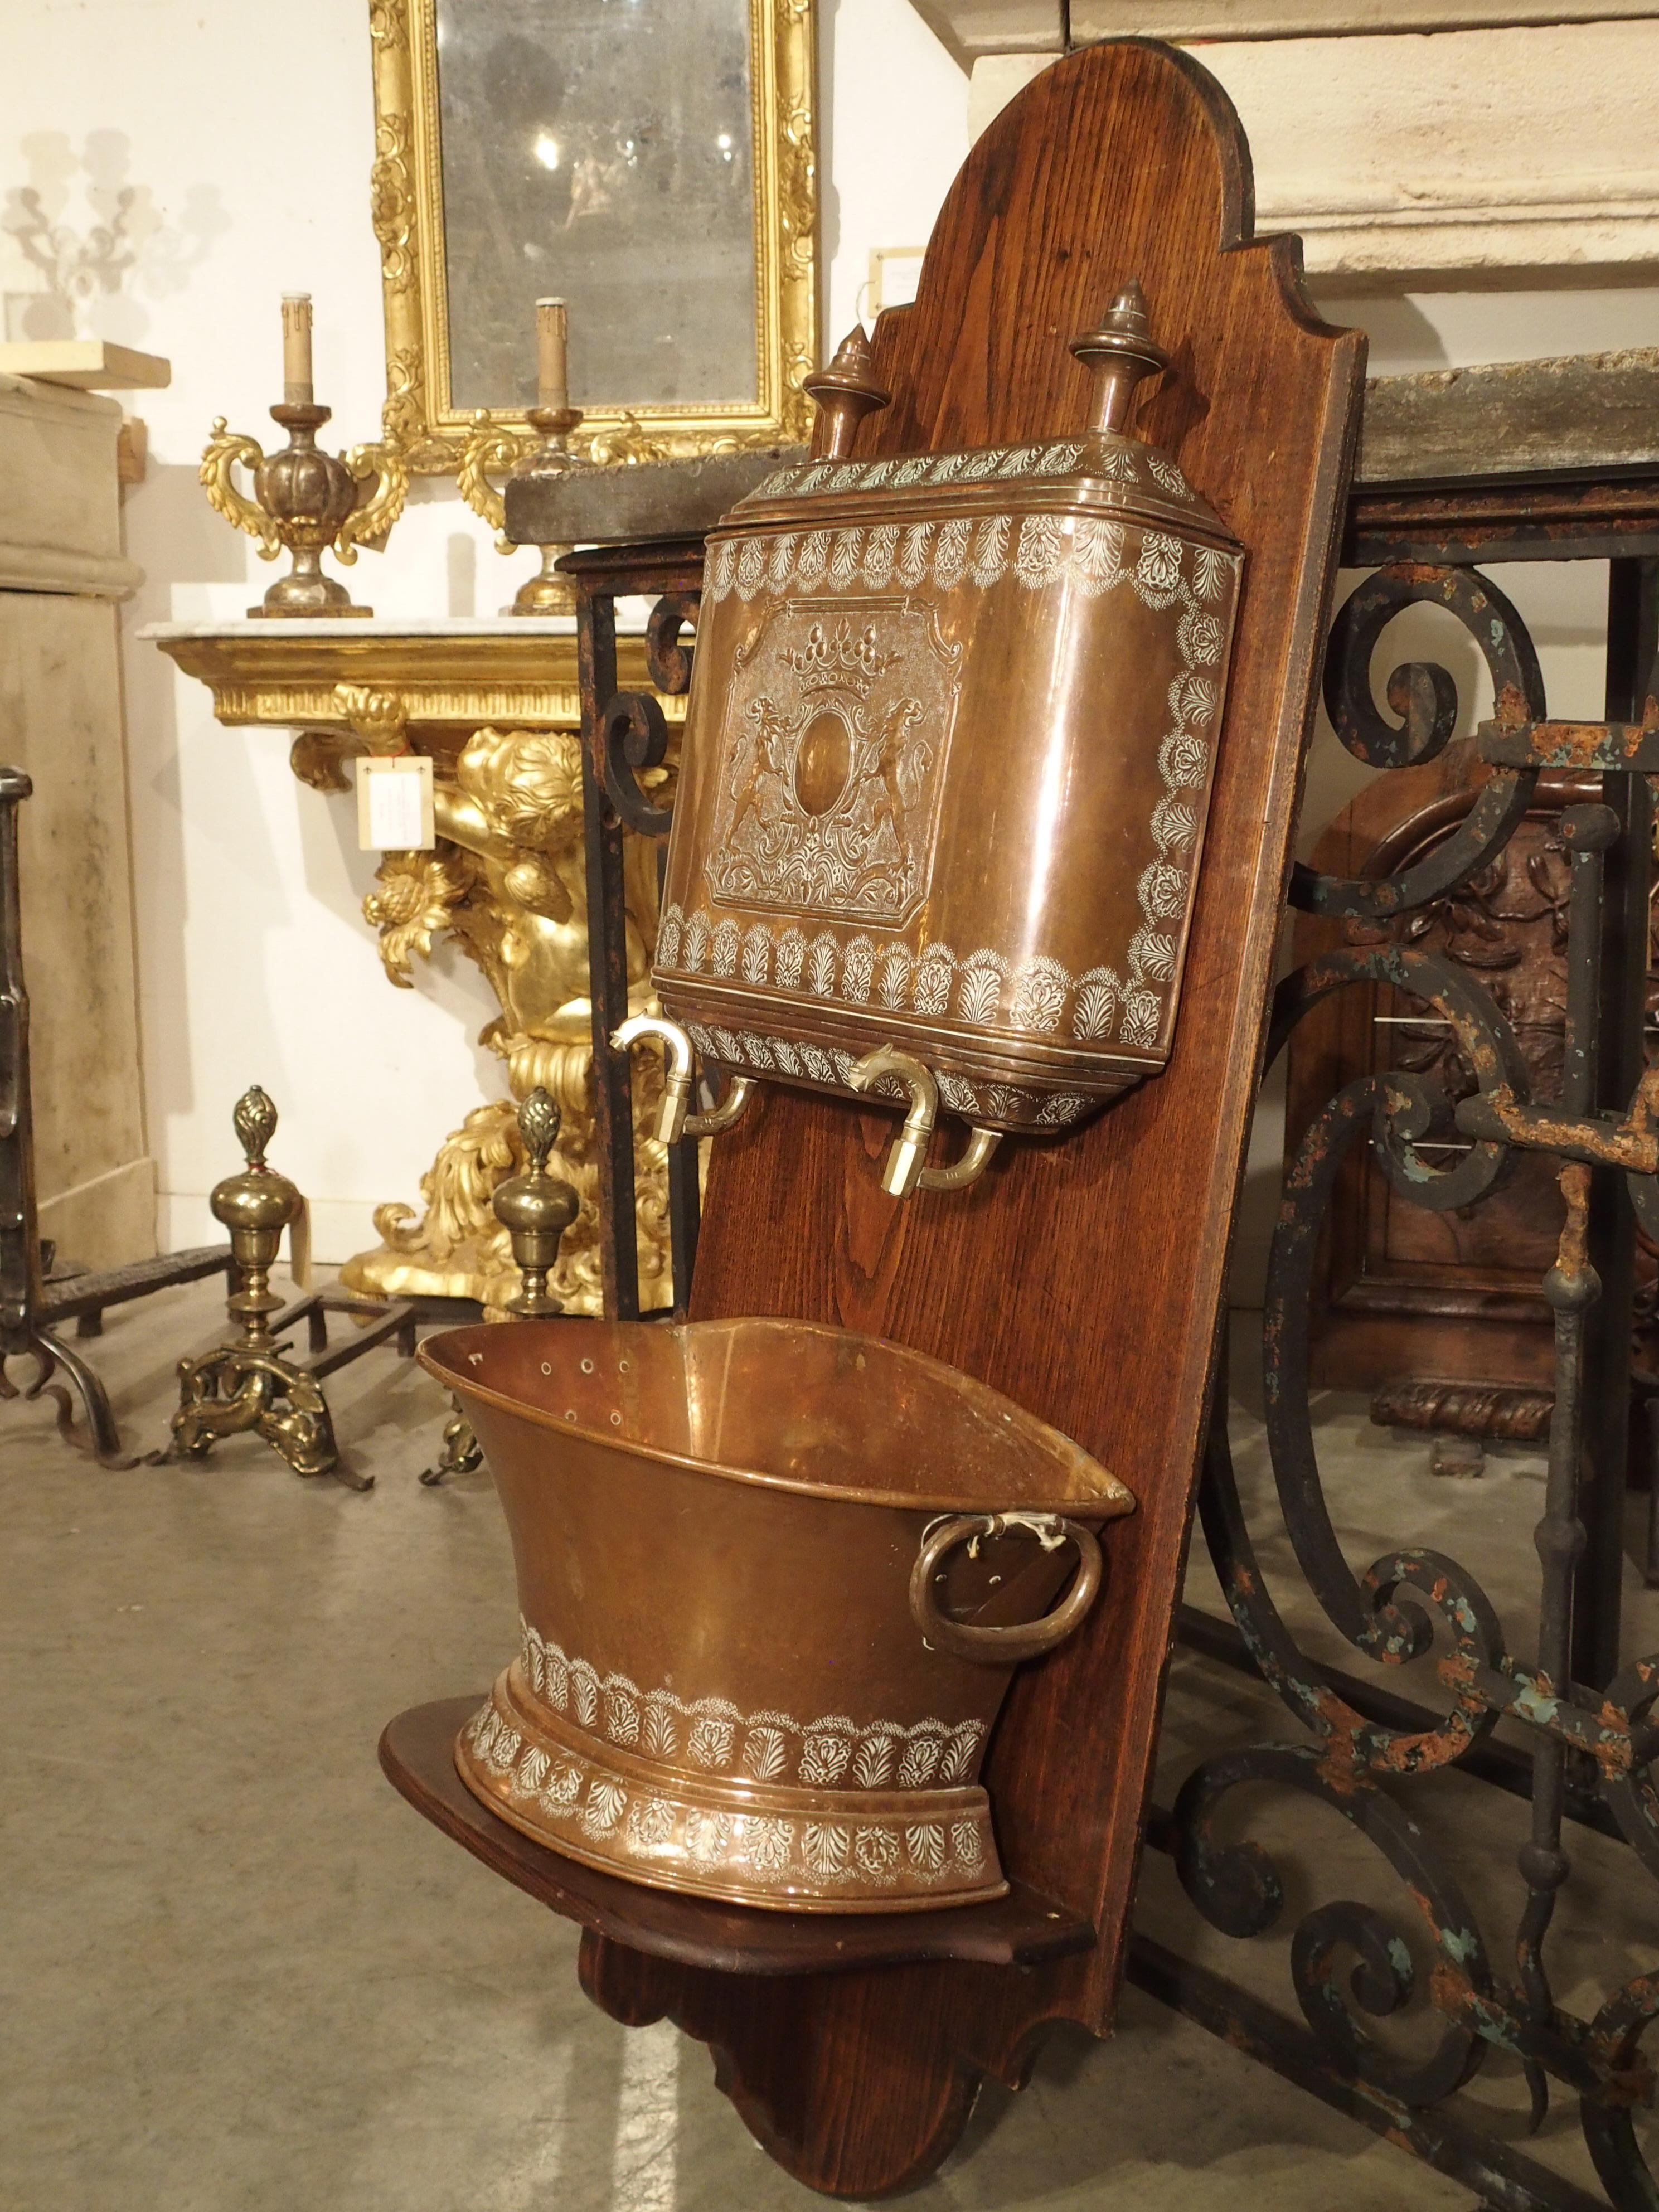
[919,4,1659,58]
[964,17,1659,280]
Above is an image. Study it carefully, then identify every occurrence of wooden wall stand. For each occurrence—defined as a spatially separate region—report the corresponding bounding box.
[383,38,1363,2199]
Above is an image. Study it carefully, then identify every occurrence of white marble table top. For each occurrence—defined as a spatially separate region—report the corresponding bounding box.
[139,615,583,641]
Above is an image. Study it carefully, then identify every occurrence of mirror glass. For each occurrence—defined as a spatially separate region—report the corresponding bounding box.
[434,0,760,411]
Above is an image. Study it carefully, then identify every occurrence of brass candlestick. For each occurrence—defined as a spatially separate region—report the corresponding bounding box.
[171,1087,339,1479]
[420,1088,578,1483]
[457,297,586,617]
[201,292,406,618]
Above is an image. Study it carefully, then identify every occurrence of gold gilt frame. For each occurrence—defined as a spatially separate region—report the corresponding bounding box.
[367,0,817,470]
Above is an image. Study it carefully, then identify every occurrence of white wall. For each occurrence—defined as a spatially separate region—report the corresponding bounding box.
[0,0,969,1258]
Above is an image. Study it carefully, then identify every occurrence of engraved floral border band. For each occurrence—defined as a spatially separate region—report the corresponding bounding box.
[450,1621,1006,1908]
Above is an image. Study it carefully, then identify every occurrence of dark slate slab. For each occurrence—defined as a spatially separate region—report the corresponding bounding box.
[1357,348,1659,486]
[503,446,807,549]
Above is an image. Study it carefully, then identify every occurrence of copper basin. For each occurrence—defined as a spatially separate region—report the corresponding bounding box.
[420,1317,1133,1913]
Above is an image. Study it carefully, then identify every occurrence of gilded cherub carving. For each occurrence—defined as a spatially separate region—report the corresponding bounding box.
[346,720,672,1314]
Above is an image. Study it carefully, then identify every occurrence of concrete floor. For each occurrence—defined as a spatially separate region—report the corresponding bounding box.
[4,1274,1652,2210]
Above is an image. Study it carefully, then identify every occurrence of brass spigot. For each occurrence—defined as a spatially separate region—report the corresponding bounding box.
[1070,280,1170,442]
[804,327,891,460]
[848,1047,1002,1199]
[171,1086,338,1479]
[611,1015,760,1145]
[492,1089,579,1317]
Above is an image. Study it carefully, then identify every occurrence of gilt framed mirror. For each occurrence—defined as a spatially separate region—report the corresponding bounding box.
[368,0,817,469]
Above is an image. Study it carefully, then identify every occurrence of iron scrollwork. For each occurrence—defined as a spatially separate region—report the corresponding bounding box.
[599,597,697,840]
[1293,562,1545,924]
[1157,558,1659,2206]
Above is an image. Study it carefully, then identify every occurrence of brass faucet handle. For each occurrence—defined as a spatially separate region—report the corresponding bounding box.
[804,327,892,461]
[849,1047,1002,1200]
[848,1047,938,1199]
[1070,279,1171,440]
[612,1014,696,1146]
[611,1016,761,1146]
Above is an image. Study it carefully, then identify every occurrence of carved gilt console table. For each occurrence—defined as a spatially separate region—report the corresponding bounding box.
[147,619,683,1314]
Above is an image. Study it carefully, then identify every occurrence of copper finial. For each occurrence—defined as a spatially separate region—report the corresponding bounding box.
[803,327,891,461]
[1069,280,1171,440]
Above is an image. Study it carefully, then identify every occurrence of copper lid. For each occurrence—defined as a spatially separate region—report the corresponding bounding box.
[731,280,1233,549]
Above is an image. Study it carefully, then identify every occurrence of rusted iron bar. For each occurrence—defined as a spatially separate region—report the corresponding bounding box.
[1454,1078,1659,1176]
[563,540,705,1316]
[1346,466,1659,570]
[1481,715,1659,774]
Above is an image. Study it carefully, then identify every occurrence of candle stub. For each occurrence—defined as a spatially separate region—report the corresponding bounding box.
[281,293,314,406]
[536,296,569,411]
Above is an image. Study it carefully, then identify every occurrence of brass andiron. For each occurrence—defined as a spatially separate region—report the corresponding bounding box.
[420,1087,579,1483]
[171,1086,339,1481]
[458,298,585,617]
[490,1088,580,1316]
[200,293,406,618]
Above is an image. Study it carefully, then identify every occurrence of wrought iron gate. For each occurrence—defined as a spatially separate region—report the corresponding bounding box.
[566,467,1659,2208]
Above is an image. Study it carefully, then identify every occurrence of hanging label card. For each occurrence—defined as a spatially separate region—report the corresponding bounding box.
[357,754,435,851]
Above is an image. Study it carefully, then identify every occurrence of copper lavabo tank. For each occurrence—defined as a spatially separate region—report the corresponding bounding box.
[424,1318,1132,1912]
[651,283,1244,1139]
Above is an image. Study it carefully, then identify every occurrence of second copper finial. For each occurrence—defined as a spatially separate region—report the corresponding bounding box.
[1069,280,1170,439]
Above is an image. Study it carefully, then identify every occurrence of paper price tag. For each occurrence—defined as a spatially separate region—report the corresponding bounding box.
[357,754,435,851]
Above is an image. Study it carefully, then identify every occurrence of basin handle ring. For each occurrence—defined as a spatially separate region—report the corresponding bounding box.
[909,1511,1103,1665]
